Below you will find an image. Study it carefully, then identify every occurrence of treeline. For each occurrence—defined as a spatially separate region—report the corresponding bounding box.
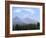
[13,22,40,31]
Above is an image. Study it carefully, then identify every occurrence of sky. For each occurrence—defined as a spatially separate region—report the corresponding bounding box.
[12,7,40,23]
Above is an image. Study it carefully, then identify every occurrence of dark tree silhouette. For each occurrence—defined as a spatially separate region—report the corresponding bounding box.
[13,22,40,31]
[37,22,40,29]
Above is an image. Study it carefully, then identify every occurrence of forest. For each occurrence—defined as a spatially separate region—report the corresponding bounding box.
[13,22,40,31]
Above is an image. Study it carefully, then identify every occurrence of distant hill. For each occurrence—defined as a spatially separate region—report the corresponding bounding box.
[13,16,38,25]
[22,17,38,24]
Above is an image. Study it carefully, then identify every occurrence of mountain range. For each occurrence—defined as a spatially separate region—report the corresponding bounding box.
[13,16,38,25]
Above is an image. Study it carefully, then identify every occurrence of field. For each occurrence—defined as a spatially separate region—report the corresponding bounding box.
[13,22,40,31]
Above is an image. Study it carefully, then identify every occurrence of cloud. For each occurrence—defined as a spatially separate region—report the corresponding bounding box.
[21,9,35,19]
[14,9,21,13]
[12,7,40,22]
[23,8,35,15]
[14,8,35,15]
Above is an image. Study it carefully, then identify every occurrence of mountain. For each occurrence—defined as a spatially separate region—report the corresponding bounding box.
[13,16,24,25]
[13,16,38,25]
[22,17,38,24]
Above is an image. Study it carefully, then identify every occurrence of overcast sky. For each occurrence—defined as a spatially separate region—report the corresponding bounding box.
[12,7,40,22]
